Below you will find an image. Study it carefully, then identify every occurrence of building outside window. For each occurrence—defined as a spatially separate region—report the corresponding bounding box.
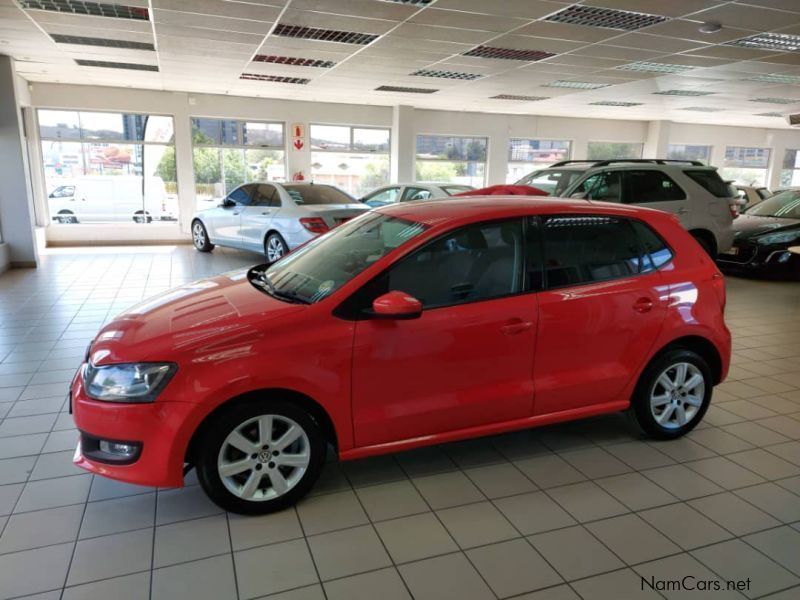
[416,134,487,187]
[780,149,800,187]
[191,118,286,209]
[309,125,391,197]
[506,139,571,183]
[667,144,712,164]
[720,146,771,186]
[38,109,177,225]
[586,142,643,160]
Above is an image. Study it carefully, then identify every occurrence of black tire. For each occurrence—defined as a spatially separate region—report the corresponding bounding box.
[195,399,326,514]
[192,220,214,252]
[691,232,716,258]
[630,348,712,440]
[133,210,152,224]
[264,232,289,264]
[57,211,78,224]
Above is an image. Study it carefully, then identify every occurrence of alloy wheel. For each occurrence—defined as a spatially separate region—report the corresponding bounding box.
[649,362,705,430]
[217,414,310,501]
[193,222,206,248]
[266,236,285,263]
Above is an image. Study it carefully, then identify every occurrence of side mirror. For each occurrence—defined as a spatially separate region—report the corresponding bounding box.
[371,291,422,320]
[220,198,235,208]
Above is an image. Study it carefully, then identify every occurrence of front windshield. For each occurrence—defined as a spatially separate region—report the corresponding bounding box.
[283,184,355,205]
[251,213,429,303]
[515,169,586,196]
[746,190,800,219]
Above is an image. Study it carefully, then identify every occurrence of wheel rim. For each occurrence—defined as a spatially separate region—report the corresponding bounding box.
[650,362,705,430]
[267,237,285,262]
[217,414,310,501]
[193,223,205,248]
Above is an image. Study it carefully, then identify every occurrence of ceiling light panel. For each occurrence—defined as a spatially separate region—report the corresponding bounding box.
[273,24,379,45]
[75,59,157,71]
[240,73,310,84]
[19,0,149,20]
[463,46,555,61]
[490,94,549,101]
[748,73,800,85]
[653,89,715,96]
[727,32,800,52]
[543,80,610,89]
[544,5,668,31]
[616,62,693,74]
[253,55,336,68]
[680,106,724,112]
[750,97,800,105]
[410,69,483,80]
[754,112,784,117]
[589,101,642,106]
[50,34,154,51]
[375,85,438,93]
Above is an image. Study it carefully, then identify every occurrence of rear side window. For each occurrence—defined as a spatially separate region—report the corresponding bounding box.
[626,170,686,203]
[684,170,731,198]
[630,221,673,271]
[441,185,473,195]
[284,185,354,205]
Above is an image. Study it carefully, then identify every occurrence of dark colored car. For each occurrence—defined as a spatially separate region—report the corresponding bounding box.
[717,188,800,278]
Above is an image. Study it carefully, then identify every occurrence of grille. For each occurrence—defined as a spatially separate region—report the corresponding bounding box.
[653,89,715,96]
[51,34,154,50]
[273,23,378,45]
[718,244,757,264]
[253,55,335,68]
[240,73,310,84]
[543,80,609,89]
[749,73,800,85]
[490,94,548,101]
[375,85,437,93]
[728,32,800,52]
[616,62,693,74]
[463,46,555,61]
[410,69,482,80]
[19,0,149,20]
[749,97,799,105]
[679,106,725,112]
[545,5,667,31]
[589,101,642,106]
[75,59,157,71]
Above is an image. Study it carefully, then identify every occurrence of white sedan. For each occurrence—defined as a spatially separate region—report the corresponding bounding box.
[361,182,474,207]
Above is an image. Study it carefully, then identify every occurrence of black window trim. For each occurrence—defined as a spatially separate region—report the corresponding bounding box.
[623,169,687,204]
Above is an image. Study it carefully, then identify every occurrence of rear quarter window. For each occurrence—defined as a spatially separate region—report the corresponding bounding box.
[683,170,731,198]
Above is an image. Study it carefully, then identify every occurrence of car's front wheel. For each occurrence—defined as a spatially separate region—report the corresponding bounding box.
[192,220,214,252]
[196,400,326,514]
[265,232,289,264]
[630,348,712,439]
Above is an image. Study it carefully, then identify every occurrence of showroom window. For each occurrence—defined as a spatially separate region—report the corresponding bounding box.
[38,109,177,225]
[506,138,571,183]
[309,124,390,198]
[191,117,286,208]
[416,134,487,187]
[720,146,771,186]
[780,149,800,186]
[586,142,643,160]
[666,144,712,163]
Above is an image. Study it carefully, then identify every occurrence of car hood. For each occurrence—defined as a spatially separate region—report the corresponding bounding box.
[733,214,800,241]
[89,269,305,364]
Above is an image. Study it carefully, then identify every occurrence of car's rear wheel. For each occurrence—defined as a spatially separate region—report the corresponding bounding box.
[56,210,78,224]
[265,232,289,264]
[196,400,326,514]
[630,349,712,439]
[192,220,214,252]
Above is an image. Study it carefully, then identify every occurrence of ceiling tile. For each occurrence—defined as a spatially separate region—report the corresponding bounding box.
[641,18,755,43]
[686,45,781,60]
[582,0,724,18]
[570,44,665,61]
[431,0,568,20]
[392,23,492,44]
[152,9,272,35]
[608,32,708,53]
[408,8,528,32]
[290,0,418,20]
[152,0,282,22]
[689,3,800,32]
[488,34,587,54]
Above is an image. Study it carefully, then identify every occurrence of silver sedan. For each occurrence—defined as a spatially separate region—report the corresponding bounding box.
[191,182,369,262]
[361,182,474,207]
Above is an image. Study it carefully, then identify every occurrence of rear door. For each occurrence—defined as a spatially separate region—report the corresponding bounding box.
[240,184,278,251]
[623,170,690,228]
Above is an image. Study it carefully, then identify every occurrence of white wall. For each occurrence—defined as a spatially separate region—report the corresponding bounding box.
[26,82,800,245]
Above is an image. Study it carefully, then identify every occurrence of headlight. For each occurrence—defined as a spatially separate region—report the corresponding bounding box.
[84,362,177,403]
[756,230,800,245]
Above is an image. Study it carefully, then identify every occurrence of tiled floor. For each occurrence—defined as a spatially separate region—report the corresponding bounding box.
[1,245,799,600]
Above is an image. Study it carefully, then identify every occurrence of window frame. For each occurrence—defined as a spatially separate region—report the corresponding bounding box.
[37,108,175,145]
[623,169,687,204]
[309,124,391,154]
[666,144,712,164]
[586,141,644,161]
[415,133,489,187]
[191,117,286,150]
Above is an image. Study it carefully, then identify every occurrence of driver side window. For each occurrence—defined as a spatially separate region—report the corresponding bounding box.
[227,185,254,205]
[579,171,622,203]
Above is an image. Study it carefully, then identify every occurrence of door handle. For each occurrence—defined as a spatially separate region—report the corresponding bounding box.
[233,212,240,216]
[261,211,271,215]
[677,207,689,214]
[633,297,654,313]
[500,320,533,335]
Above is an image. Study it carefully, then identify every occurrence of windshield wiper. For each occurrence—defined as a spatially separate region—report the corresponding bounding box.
[252,271,310,304]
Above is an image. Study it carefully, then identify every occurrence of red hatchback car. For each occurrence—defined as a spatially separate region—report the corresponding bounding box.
[72,197,730,514]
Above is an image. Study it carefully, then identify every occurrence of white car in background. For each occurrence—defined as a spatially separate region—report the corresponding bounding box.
[191,182,369,262]
[735,184,771,208]
[361,182,474,207]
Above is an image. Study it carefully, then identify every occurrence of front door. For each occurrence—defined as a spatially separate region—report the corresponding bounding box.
[215,184,254,244]
[350,218,538,447]
[240,184,278,251]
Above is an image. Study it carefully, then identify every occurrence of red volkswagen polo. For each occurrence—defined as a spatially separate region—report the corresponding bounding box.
[72,197,730,514]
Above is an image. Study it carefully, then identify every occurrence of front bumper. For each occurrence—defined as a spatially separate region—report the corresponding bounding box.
[71,368,196,488]
[718,243,800,278]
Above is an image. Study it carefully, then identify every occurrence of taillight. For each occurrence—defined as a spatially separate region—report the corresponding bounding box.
[300,217,329,234]
[712,272,726,313]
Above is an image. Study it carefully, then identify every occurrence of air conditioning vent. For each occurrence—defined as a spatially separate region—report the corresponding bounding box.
[51,34,154,51]
[410,69,482,80]
[543,80,610,89]
[748,73,800,85]
[240,73,310,84]
[589,101,642,106]
[750,97,800,105]
[728,32,800,52]
[787,113,800,127]
[253,55,335,68]
[680,106,725,112]
[545,5,667,31]
[653,89,715,96]
[20,0,149,20]
[463,46,555,61]
[616,62,693,74]
[273,23,378,45]
[490,94,548,101]
[75,59,157,71]
[754,112,784,118]
[375,85,438,93]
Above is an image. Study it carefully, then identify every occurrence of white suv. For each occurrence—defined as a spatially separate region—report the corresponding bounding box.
[516,159,736,256]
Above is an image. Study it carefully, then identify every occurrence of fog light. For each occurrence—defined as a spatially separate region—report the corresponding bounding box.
[99,440,138,458]
[81,432,142,464]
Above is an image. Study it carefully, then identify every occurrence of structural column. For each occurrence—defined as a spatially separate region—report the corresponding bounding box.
[644,120,671,159]
[0,55,38,270]
[391,105,415,183]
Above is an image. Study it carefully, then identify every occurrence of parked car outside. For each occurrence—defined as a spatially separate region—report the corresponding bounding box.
[735,185,772,208]
[361,182,474,207]
[717,187,800,278]
[72,196,730,514]
[516,159,736,256]
[191,182,369,262]
[48,176,177,223]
